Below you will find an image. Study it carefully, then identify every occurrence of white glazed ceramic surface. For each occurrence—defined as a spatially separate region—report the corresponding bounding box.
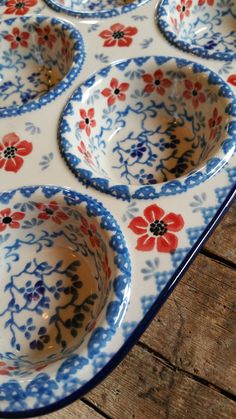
[0,0,235,415]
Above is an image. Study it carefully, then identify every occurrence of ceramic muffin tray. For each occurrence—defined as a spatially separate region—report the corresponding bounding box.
[0,0,235,416]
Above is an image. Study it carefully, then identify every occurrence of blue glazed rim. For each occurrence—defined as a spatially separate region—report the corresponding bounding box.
[0,185,131,416]
[0,16,85,119]
[157,0,236,62]
[0,180,235,417]
[59,55,236,201]
[43,0,150,19]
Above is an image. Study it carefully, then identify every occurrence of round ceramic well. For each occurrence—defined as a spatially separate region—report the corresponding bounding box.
[0,186,131,373]
[0,16,85,117]
[59,56,235,200]
[157,0,236,61]
[44,0,149,19]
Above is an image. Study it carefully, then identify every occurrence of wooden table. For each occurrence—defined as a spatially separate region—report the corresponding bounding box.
[41,201,236,419]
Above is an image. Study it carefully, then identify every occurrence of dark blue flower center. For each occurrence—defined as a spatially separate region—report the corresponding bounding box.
[2,216,12,224]
[112,31,124,39]
[4,146,16,159]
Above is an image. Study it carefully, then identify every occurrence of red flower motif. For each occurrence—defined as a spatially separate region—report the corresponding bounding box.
[4,0,37,15]
[0,361,17,375]
[0,208,25,232]
[99,23,138,47]
[208,108,222,140]
[101,78,129,106]
[176,0,192,20]
[80,217,100,248]
[142,69,172,96]
[183,80,206,108]
[36,25,56,49]
[0,133,33,173]
[227,74,236,87]
[77,141,94,166]
[61,37,71,62]
[128,204,184,253]
[36,201,68,224]
[5,27,29,49]
[101,254,111,288]
[198,0,214,5]
[78,109,96,137]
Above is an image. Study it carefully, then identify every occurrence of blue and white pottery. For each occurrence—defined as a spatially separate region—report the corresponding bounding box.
[59,56,235,200]
[0,186,131,388]
[0,16,85,117]
[44,0,149,19]
[157,0,236,61]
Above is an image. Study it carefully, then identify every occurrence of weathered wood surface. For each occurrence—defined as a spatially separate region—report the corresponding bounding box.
[42,201,236,419]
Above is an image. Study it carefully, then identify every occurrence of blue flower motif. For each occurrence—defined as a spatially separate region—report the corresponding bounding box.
[30,327,50,350]
[24,280,45,303]
[0,381,27,411]
[56,354,89,381]
[130,142,147,158]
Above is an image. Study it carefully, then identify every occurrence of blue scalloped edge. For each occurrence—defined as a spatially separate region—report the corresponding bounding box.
[43,0,150,19]
[0,16,85,118]
[58,55,236,201]
[157,0,236,62]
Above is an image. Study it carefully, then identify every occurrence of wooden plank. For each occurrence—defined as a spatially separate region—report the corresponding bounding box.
[140,254,236,395]
[203,201,236,264]
[37,400,104,419]
[85,345,236,419]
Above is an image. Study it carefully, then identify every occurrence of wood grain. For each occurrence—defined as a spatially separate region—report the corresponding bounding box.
[140,254,236,394]
[203,201,236,264]
[37,400,104,419]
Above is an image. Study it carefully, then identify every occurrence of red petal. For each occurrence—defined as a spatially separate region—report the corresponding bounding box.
[15,140,32,156]
[12,27,20,36]
[123,26,138,36]
[184,80,193,90]
[86,126,91,136]
[102,88,112,97]
[88,108,95,118]
[118,37,132,47]
[162,79,172,88]
[162,212,184,232]
[110,23,124,32]
[142,74,153,83]
[227,74,236,86]
[0,208,11,217]
[5,156,23,173]
[136,234,155,251]
[128,216,148,235]
[5,34,14,41]
[195,81,202,91]
[157,233,178,253]
[156,86,165,96]
[143,204,165,223]
[0,158,6,169]
[11,211,25,221]
[79,121,86,130]
[154,69,163,80]
[103,38,116,47]
[3,133,20,147]
[119,82,129,92]
[9,221,20,229]
[0,224,6,232]
[110,78,118,89]
[183,90,192,100]
[144,84,155,94]
[90,120,96,128]
[80,109,87,119]
[38,213,50,220]
[118,93,126,101]
[108,95,116,106]
[99,30,113,40]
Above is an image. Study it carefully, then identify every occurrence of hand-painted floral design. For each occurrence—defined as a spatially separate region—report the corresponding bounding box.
[99,23,138,47]
[30,327,50,350]
[176,0,192,20]
[80,217,100,248]
[61,37,71,62]
[78,109,96,137]
[101,254,111,288]
[24,280,45,302]
[4,0,37,15]
[0,362,17,376]
[5,27,30,49]
[101,78,129,106]
[36,201,69,224]
[36,26,56,49]
[0,133,33,173]
[142,69,172,96]
[198,0,214,5]
[128,204,184,253]
[0,208,25,232]
[77,141,94,166]
[208,108,222,140]
[183,80,206,108]
[227,75,236,87]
